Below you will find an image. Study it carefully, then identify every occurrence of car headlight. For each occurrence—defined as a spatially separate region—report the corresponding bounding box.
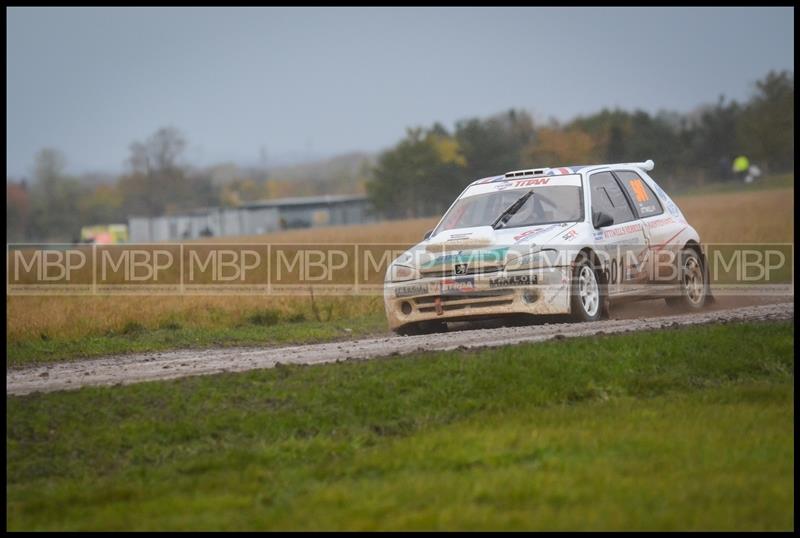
[504,248,561,271]
[387,263,420,282]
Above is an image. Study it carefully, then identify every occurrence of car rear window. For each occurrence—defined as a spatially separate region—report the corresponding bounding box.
[616,171,663,218]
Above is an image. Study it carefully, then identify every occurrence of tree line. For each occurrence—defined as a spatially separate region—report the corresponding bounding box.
[6,128,371,242]
[6,70,793,241]
[368,70,794,218]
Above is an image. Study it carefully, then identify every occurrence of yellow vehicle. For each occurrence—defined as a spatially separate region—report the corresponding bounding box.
[80,224,129,244]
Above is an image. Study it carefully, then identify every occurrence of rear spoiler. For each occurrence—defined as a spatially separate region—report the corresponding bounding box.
[582,160,655,174]
[621,159,654,171]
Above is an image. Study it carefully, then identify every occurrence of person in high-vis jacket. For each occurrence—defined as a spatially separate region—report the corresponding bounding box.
[732,155,750,181]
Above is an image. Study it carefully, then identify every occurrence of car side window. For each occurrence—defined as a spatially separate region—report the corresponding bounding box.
[589,172,636,226]
[616,171,663,218]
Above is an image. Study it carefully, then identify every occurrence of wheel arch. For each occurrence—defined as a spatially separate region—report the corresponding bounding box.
[574,247,608,284]
[683,239,703,258]
[681,239,715,303]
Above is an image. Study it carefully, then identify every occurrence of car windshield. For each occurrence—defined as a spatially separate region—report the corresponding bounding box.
[435,181,584,234]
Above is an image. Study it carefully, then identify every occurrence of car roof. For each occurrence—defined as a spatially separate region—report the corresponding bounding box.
[468,160,655,186]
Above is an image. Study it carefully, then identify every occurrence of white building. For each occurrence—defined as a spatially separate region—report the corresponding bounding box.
[128,194,374,242]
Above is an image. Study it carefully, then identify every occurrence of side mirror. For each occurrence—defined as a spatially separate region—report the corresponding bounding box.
[423,229,434,240]
[593,211,614,228]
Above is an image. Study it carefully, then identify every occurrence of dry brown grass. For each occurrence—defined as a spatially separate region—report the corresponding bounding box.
[6,295,384,344]
[190,217,440,244]
[674,189,793,243]
[6,188,793,346]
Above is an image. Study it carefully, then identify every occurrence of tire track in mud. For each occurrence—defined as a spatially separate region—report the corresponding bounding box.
[7,302,793,396]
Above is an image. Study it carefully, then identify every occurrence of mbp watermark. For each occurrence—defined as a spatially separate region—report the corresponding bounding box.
[6,242,793,297]
[12,247,88,281]
[183,245,269,294]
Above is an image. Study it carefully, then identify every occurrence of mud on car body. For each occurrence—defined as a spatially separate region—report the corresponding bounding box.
[384,160,712,335]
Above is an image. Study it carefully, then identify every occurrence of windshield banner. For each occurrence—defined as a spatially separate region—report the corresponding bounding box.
[462,174,582,198]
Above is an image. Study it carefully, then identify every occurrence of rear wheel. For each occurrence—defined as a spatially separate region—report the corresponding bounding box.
[570,255,604,322]
[665,248,707,311]
[392,320,448,336]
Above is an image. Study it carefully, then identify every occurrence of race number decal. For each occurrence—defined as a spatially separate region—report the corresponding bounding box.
[628,178,650,203]
[603,251,626,287]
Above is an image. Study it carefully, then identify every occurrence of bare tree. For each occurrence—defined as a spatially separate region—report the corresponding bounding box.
[123,127,189,217]
[121,127,217,218]
[34,147,67,185]
[128,126,187,175]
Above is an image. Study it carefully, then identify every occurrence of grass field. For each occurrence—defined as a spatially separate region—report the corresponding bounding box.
[6,321,794,530]
[672,172,794,196]
[6,296,387,368]
[6,182,794,366]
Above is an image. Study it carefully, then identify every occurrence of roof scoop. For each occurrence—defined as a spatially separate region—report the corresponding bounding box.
[504,168,547,178]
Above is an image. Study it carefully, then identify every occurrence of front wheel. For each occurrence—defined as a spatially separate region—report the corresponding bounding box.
[570,255,604,322]
[665,248,708,311]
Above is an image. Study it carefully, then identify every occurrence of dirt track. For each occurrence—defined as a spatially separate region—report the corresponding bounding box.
[7,300,793,396]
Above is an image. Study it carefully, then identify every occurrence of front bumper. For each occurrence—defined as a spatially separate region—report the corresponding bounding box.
[383,266,572,330]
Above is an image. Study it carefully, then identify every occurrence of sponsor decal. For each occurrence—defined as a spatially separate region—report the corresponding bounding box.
[593,231,604,241]
[489,274,537,288]
[513,228,542,242]
[513,229,540,242]
[454,263,468,275]
[425,247,508,268]
[562,229,578,241]
[666,201,680,217]
[651,183,682,217]
[431,277,476,294]
[639,205,657,214]
[463,174,580,198]
[651,182,668,198]
[511,177,550,187]
[647,216,676,229]
[395,283,428,298]
[495,177,552,190]
[603,223,642,239]
[446,232,473,242]
[513,224,561,243]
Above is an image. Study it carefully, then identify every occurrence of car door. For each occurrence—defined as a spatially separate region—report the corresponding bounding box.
[614,170,685,285]
[588,171,650,296]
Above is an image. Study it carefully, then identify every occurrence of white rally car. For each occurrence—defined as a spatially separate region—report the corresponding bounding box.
[384,160,712,335]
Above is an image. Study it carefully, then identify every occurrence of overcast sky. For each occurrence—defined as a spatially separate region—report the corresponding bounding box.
[6,6,794,178]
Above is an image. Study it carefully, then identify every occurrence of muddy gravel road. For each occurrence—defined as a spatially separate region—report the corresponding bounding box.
[7,300,793,396]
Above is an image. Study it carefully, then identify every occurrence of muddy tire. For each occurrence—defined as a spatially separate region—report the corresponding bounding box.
[665,248,708,311]
[570,254,604,322]
[392,320,448,336]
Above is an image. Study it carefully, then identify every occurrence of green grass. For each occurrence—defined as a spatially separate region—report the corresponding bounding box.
[6,312,388,369]
[673,173,794,196]
[6,321,794,530]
